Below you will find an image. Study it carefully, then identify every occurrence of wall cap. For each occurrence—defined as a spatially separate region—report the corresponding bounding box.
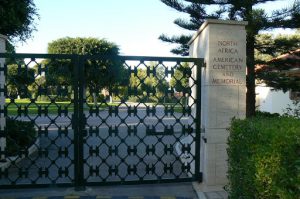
[188,19,248,45]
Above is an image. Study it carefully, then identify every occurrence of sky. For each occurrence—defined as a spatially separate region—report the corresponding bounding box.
[15,0,297,57]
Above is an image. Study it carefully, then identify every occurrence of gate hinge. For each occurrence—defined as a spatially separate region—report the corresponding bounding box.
[198,172,203,182]
[202,136,207,143]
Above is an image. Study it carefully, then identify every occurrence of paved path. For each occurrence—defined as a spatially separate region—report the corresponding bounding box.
[0,183,197,199]
[201,191,227,199]
[0,197,192,199]
[1,106,196,185]
[2,106,229,199]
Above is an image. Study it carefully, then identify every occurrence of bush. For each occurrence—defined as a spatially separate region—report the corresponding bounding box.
[227,116,300,199]
[255,111,281,118]
[283,100,300,119]
[5,118,36,156]
[86,93,106,103]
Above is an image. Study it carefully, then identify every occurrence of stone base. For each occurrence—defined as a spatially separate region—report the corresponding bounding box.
[193,182,228,199]
[193,182,225,192]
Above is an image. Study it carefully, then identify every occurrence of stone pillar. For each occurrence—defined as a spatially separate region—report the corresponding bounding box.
[0,34,6,160]
[189,20,247,191]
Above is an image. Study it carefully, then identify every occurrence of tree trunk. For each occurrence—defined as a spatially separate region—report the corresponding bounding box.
[245,5,256,118]
[109,95,113,104]
[246,35,256,117]
[93,92,97,106]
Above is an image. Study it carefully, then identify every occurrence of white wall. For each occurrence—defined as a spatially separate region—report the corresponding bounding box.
[256,85,297,114]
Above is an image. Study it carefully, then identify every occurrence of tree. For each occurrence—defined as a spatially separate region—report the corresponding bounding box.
[160,0,300,117]
[0,0,38,42]
[47,37,126,103]
[129,64,169,103]
[255,33,300,92]
[170,62,191,106]
[7,64,35,98]
[170,63,190,92]
[255,33,300,64]
[155,65,169,102]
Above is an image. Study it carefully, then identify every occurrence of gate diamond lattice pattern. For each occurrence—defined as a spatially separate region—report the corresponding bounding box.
[0,54,203,188]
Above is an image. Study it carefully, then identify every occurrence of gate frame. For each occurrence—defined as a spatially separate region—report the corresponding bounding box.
[0,51,204,189]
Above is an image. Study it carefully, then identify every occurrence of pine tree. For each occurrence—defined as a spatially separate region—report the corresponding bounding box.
[255,33,300,92]
[255,33,300,64]
[160,0,300,117]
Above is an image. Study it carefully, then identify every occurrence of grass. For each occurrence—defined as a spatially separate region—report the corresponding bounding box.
[5,99,118,115]
[5,99,187,115]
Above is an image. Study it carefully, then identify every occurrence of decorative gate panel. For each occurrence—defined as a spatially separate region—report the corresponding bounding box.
[0,54,77,188]
[0,53,203,188]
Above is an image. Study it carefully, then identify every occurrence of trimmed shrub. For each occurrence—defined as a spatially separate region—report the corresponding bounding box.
[5,118,36,156]
[227,116,300,199]
[255,111,281,118]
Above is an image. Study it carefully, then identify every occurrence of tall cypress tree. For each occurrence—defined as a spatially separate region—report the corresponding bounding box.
[160,0,300,117]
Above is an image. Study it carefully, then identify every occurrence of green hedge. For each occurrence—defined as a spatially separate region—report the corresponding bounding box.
[6,118,36,156]
[227,116,300,199]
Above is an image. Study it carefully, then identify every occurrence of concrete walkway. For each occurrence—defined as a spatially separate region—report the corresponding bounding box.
[0,183,228,199]
[0,183,197,199]
[200,191,227,199]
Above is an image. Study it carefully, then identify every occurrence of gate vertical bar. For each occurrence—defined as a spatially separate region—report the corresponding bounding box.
[0,35,6,161]
[195,60,203,182]
[74,55,85,190]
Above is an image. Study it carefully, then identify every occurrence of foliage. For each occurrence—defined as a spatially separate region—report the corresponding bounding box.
[0,0,38,42]
[129,64,169,103]
[7,64,35,98]
[255,33,300,64]
[227,116,300,199]
[86,93,106,103]
[255,111,280,118]
[160,0,300,117]
[170,62,191,106]
[5,40,15,54]
[283,100,300,118]
[46,37,127,102]
[6,117,36,156]
[160,0,300,56]
[255,33,300,91]
[170,62,190,92]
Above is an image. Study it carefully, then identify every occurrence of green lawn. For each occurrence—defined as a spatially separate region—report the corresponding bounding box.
[5,99,187,115]
[5,99,117,115]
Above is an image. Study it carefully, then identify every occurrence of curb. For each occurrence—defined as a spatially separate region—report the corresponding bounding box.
[0,196,193,199]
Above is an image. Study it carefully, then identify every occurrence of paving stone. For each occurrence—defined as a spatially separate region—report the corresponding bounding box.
[204,192,223,199]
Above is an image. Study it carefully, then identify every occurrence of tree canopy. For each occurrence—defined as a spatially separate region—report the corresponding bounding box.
[160,0,300,56]
[255,33,300,92]
[170,62,190,93]
[46,37,126,102]
[255,33,300,64]
[129,64,169,103]
[160,0,300,117]
[7,64,35,98]
[0,0,38,42]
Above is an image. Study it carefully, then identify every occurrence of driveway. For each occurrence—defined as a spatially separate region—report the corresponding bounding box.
[1,106,196,186]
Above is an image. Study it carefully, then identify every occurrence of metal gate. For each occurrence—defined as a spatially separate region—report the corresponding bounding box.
[0,53,203,189]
